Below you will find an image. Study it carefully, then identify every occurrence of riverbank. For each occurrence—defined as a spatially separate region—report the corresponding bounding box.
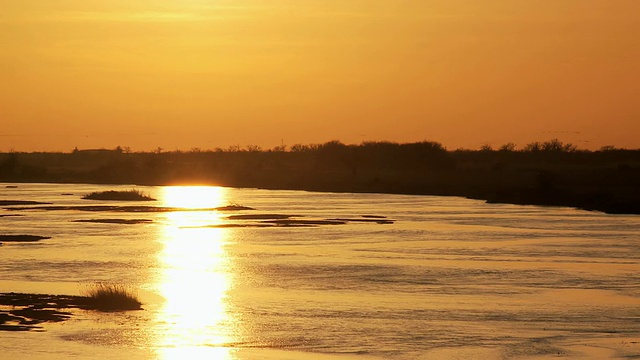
[1,142,638,214]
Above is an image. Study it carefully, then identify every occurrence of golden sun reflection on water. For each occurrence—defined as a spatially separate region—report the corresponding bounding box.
[155,186,236,359]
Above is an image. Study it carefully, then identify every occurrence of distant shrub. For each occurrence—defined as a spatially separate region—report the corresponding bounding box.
[524,139,577,153]
[524,141,543,152]
[245,145,262,152]
[290,143,321,152]
[499,143,517,152]
[319,140,347,152]
[480,144,493,152]
[599,145,618,152]
[542,139,577,152]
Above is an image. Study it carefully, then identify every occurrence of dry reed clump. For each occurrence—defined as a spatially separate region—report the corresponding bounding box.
[83,282,142,311]
[82,189,156,201]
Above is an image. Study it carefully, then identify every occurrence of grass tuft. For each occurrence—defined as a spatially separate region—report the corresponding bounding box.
[83,282,142,311]
[82,189,156,201]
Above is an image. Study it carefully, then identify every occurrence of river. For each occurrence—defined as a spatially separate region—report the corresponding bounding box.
[1,183,639,359]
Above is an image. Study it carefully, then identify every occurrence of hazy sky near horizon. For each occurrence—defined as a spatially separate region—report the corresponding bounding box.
[1,0,639,151]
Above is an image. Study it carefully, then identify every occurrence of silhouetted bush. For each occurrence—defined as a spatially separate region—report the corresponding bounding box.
[524,139,577,153]
[499,143,517,152]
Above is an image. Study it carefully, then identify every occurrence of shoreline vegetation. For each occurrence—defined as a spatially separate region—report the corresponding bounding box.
[82,283,142,312]
[1,139,639,214]
[1,284,142,331]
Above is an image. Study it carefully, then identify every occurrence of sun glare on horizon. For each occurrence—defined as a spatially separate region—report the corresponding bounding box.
[161,186,228,209]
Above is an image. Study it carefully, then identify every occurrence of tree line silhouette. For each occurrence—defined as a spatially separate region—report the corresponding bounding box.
[1,139,639,214]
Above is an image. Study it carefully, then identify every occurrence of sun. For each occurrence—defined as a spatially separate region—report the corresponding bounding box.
[161,185,228,209]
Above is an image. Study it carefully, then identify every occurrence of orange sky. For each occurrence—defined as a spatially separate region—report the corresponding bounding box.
[1,0,639,151]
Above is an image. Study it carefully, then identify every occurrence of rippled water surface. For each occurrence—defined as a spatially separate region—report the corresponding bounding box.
[1,183,639,359]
